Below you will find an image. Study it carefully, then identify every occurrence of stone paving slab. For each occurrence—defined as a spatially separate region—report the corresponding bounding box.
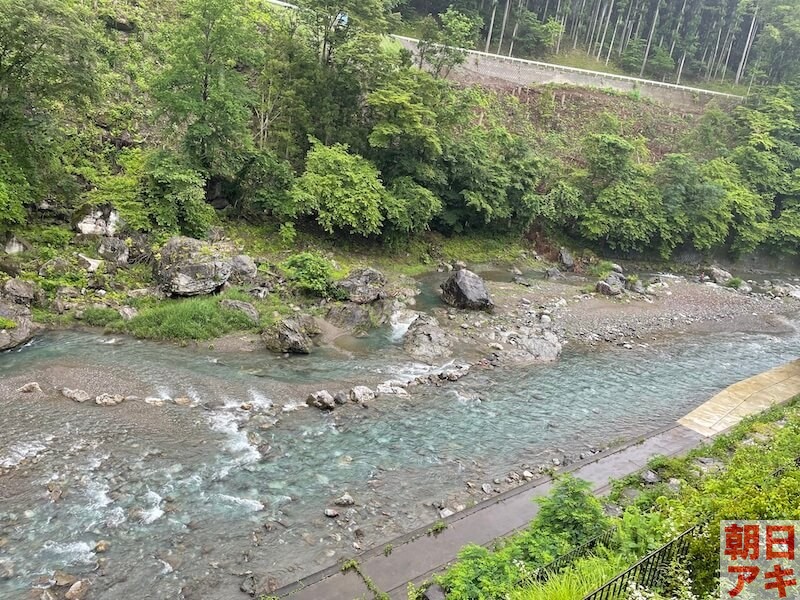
[679,359,800,437]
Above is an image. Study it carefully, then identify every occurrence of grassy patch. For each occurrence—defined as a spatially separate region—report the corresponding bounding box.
[0,316,17,330]
[125,296,257,340]
[725,276,743,289]
[82,306,124,328]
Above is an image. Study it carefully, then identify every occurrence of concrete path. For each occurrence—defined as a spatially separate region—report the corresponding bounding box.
[679,359,800,436]
[275,360,800,600]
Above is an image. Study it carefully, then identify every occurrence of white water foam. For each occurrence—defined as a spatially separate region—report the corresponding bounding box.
[389,309,419,341]
[139,490,165,524]
[40,541,96,566]
[216,494,265,511]
[0,440,48,469]
[248,390,274,411]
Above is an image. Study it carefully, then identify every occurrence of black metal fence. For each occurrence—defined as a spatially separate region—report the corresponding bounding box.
[530,528,617,583]
[582,526,698,600]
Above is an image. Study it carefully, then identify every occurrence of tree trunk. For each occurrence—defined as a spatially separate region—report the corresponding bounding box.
[596,0,614,59]
[485,1,498,53]
[508,0,526,56]
[669,0,687,57]
[676,49,686,83]
[705,24,721,80]
[735,6,758,85]
[497,0,512,53]
[639,2,659,77]
[606,14,621,63]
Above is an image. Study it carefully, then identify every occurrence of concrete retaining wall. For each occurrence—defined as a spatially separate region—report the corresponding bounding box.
[393,35,743,112]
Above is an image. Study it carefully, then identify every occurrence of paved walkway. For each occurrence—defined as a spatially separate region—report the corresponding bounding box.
[679,359,800,437]
[275,360,800,600]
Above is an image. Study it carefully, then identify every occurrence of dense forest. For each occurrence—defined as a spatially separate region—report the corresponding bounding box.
[404,0,800,87]
[1,0,800,262]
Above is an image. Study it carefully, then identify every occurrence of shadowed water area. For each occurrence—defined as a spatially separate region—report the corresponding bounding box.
[0,325,798,598]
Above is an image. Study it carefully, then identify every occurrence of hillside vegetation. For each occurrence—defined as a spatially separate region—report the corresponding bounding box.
[1,0,800,269]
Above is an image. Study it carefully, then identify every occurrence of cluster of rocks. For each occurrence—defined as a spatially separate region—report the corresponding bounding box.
[594,263,646,296]
[28,570,91,600]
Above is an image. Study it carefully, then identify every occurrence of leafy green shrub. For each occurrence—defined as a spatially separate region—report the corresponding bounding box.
[125,297,255,340]
[24,225,73,249]
[141,151,215,237]
[292,140,385,237]
[439,475,608,599]
[0,316,17,330]
[280,252,334,297]
[279,222,297,246]
[82,307,123,328]
[725,276,743,288]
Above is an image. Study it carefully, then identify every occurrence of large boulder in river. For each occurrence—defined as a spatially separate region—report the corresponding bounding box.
[705,265,733,285]
[336,268,387,304]
[156,236,232,296]
[263,315,319,354]
[440,269,494,312]
[403,314,451,362]
[0,299,36,351]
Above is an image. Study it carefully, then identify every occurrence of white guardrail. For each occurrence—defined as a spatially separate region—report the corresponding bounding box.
[391,34,743,100]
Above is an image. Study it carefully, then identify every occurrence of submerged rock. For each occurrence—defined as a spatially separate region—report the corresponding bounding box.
[403,314,451,362]
[263,315,318,354]
[156,236,233,296]
[440,269,494,312]
[334,492,355,506]
[336,268,387,304]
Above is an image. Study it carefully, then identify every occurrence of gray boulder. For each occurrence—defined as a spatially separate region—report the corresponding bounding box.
[73,205,121,237]
[230,255,258,282]
[403,314,451,362]
[325,300,393,332]
[626,278,646,294]
[39,257,72,277]
[263,315,319,354]
[0,300,36,351]
[349,386,375,403]
[3,279,36,305]
[545,267,564,280]
[440,269,494,312]
[157,236,232,296]
[705,265,733,285]
[220,299,259,324]
[4,236,28,255]
[506,329,562,363]
[98,238,129,266]
[596,280,623,296]
[559,247,575,271]
[336,268,387,304]
[306,390,336,411]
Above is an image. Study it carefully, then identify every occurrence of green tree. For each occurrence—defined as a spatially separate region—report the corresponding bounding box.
[153,0,255,179]
[417,6,482,77]
[292,139,386,236]
[142,152,215,237]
